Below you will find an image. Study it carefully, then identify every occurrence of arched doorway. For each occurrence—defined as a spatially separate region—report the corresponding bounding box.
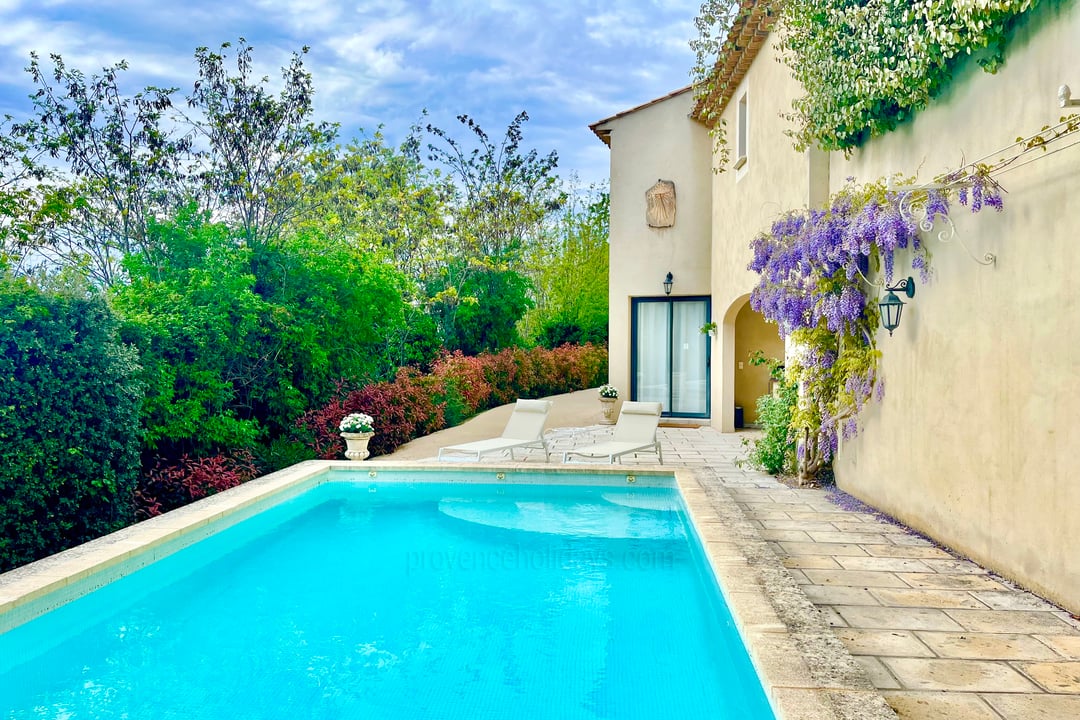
[719,295,783,430]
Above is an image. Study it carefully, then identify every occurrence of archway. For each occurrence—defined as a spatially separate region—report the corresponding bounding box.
[718,295,784,431]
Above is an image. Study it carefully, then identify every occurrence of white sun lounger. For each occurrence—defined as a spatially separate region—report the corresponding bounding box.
[438,399,553,461]
[562,400,663,464]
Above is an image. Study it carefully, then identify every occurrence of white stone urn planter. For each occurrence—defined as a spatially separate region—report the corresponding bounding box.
[341,431,374,461]
[599,397,617,425]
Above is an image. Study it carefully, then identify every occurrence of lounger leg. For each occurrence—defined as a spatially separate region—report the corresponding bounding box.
[657,442,663,465]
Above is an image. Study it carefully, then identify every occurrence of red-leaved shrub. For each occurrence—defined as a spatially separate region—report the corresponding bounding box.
[296,343,607,460]
[134,451,260,520]
[432,352,492,415]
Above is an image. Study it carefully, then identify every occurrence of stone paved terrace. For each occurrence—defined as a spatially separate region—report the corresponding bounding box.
[390,410,1080,720]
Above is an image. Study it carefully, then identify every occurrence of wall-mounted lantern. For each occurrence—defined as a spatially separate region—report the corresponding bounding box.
[663,272,674,296]
[878,277,915,336]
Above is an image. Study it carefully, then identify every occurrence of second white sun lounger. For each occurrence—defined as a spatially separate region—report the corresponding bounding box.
[438,399,552,461]
[562,401,663,464]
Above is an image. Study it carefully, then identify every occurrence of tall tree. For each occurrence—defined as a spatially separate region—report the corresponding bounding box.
[13,54,192,285]
[186,39,337,250]
[426,111,563,261]
[522,187,610,347]
[424,112,564,348]
[0,117,50,274]
[291,126,451,283]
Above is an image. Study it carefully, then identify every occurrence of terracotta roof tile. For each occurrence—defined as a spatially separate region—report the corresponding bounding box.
[690,0,779,126]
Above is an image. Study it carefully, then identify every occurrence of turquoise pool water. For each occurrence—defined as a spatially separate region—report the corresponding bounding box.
[0,479,775,719]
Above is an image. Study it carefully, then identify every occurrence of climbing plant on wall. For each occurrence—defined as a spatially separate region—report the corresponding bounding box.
[690,0,758,168]
[746,173,1008,479]
[746,109,1080,480]
[691,0,1040,157]
[778,0,1039,151]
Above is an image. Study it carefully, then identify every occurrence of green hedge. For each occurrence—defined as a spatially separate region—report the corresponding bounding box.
[0,278,143,571]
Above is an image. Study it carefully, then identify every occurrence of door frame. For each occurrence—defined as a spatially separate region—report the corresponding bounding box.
[629,295,711,419]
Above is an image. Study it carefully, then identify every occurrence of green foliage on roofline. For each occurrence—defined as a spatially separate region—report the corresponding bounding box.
[692,0,1042,157]
[690,0,753,169]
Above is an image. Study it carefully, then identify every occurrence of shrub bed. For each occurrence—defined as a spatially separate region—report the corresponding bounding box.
[134,451,260,520]
[297,343,608,460]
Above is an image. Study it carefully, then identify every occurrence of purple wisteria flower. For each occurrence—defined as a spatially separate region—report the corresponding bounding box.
[925,189,948,222]
[745,177,1005,472]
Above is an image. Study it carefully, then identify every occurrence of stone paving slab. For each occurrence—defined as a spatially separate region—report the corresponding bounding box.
[1016,661,1080,693]
[897,573,1010,592]
[1036,634,1080,658]
[915,632,1064,661]
[945,609,1077,634]
[982,692,1080,719]
[866,589,990,610]
[883,692,1002,720]
[784,555,843,570]
[881,658,1040,692]
[836,607,969,632]
[836,629,936,658]
[802,568,914,588]
[863,545,955,560]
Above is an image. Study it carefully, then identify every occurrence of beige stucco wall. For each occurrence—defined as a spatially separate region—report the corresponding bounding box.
[595,90,713,402]
[831,2,1080,611]
[710,32,818,431]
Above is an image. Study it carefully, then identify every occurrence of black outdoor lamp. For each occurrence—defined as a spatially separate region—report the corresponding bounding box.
[663,272,674,295]
[878,276,915,336]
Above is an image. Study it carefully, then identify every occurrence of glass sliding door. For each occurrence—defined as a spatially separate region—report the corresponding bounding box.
[634,302,670,407]
[671,300,708,415]
[631,297,710,418]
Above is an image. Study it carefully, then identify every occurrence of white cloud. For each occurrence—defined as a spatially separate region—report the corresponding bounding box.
[0,0,702,185]
[250,0,345,32]
[0,17,191,86]
[325,16,421,78]
[585,9,648,47]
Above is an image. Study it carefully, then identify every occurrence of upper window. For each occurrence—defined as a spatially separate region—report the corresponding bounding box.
[735,91,748,170]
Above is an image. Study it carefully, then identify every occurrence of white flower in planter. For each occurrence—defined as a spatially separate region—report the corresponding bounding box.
[339,413,375,434]
[598,384,619,399]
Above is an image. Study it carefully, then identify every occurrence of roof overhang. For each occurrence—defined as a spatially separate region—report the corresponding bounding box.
[589,86,695,146]
[690,0,778,126]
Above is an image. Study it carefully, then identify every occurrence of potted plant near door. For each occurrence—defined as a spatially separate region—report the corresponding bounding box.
[598,384,619,425]
[339,412,376,461]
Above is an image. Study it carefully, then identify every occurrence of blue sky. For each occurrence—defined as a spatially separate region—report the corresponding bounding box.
[0,0,703,186]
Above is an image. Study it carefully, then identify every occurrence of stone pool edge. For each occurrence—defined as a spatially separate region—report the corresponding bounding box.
[0,460,336,632]
[678,468,899,720]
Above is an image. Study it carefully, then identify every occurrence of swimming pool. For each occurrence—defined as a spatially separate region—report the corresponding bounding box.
[0,466,778,719]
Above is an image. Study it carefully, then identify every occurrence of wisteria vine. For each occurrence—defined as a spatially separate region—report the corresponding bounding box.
[747,175,1003,479]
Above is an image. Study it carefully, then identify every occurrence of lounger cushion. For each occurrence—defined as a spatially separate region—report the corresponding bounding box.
[562,400,663,464]
[439,398,552,460]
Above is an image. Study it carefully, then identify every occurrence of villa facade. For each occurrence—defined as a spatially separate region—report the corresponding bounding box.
[592,1,1080,611]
